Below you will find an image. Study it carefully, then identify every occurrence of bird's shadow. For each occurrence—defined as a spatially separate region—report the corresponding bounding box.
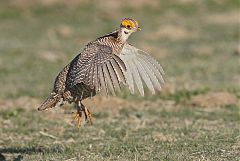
[0,146,63,161]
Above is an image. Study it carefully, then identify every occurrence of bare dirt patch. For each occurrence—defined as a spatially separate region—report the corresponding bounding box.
[10,0,88,9]
[83,95,166,115]
[55,25,73,38]
[98,0,159,9]
[11,0,159,10]
[205,11,239,25]
[177,0,196,4]
[0,96,41,110]
[188,92,238,108]
[192,46,213,56]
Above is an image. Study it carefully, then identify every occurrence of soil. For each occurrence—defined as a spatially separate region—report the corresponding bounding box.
[189,92,238,108]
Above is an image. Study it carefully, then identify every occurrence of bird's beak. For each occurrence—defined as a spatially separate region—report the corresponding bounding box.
[137,27,141,31]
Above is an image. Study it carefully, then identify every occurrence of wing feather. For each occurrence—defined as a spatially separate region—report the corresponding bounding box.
[84,63,93,88]
[136,56,162,91]
[112,54,127,71]
[94,65,100,91]
[139,54,165,84]
[125,63,135,94]
[89,63,95,88]
[133,59,155,94]
[110,59,125,84]
[128,59,144,96]
[99,65,108,95]
[103,63,115,95]
[106,61,121,92]
[138,50,165,75]
[119,43,164,95]
[120,58,134,94]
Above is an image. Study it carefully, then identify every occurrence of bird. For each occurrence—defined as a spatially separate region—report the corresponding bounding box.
[38,18,165,128]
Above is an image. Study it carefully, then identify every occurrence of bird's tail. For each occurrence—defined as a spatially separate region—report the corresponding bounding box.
[38,94,60,111]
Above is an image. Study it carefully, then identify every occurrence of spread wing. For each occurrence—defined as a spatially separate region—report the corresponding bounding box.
[119,43,165,96]
[66,42,126,96]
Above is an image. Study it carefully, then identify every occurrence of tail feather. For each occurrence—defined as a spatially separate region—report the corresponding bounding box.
[38,95,60,111]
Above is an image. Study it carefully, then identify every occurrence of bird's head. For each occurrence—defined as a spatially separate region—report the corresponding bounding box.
[119,18,141,42]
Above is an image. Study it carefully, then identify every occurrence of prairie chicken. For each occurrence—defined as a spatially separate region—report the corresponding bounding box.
[38,18,165,128]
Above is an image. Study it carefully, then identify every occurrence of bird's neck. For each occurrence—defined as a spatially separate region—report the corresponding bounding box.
[117,28,130,43]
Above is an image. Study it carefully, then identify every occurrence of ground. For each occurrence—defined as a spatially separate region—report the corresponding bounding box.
[0,0,239,160]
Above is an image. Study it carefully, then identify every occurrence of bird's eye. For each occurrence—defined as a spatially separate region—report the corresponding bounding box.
[126,25,131,28]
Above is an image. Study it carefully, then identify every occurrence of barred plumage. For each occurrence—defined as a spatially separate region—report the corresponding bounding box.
[38,18,165,128]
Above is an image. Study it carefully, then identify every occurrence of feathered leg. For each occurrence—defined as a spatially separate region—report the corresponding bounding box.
[74,101,83,128]
[82,103,93,125]
[73,101,93,128]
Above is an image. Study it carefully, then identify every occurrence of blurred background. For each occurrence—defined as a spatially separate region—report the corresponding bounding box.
[0,0,239,160]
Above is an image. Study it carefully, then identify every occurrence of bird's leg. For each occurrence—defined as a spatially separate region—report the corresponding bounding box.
[73,101,83,128]
[81,103,93,125]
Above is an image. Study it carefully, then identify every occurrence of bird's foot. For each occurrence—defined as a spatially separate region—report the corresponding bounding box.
[83,106,93,125]
[73,109,82,128]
